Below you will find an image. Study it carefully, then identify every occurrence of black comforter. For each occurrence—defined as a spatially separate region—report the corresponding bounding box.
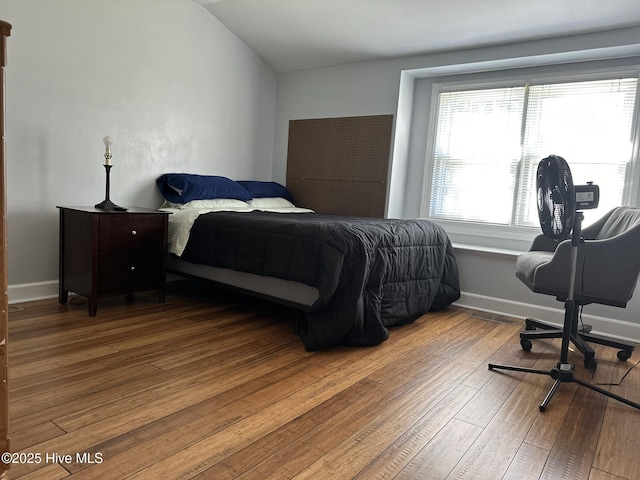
[180,211,460,350]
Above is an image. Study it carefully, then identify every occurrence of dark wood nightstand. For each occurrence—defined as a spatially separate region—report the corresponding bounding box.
[58,206,170,316]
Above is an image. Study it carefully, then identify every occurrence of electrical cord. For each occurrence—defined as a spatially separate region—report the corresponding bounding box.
[579,303,640,386]
[592,357,640,386]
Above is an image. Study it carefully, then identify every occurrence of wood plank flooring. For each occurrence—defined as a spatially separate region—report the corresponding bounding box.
[5,279,640,479]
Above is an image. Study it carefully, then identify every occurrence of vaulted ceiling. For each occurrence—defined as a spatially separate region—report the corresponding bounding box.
[192,0,640,72]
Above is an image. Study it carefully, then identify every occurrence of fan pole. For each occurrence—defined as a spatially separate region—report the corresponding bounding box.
[559,212,581,367]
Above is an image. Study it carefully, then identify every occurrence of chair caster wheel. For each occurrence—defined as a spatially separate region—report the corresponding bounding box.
[520,338,532,351]
[584,357,597,371]
[617,350,632,362]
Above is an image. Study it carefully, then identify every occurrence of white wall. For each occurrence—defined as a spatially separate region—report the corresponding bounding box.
[1,0,277,299]
[274,26,640,341]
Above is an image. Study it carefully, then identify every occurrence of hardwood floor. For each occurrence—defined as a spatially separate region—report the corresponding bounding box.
[6,279,640,479]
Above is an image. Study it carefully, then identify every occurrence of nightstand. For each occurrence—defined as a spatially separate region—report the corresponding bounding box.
[58,206,170,316]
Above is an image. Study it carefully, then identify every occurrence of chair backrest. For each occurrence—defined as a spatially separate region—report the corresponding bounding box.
[595,206,640,239]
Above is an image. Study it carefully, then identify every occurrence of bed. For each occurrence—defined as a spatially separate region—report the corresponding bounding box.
[158,174,461,350]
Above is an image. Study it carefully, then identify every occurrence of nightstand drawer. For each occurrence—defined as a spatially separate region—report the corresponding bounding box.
[99,214,164,253]
[98,253,163,292]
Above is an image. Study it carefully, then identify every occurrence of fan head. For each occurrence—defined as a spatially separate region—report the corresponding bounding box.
[536,155,575,239]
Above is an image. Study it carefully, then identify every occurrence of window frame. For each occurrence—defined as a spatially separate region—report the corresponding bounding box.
[419,66,640,250]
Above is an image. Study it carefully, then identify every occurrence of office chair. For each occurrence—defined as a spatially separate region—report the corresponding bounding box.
[516,205,640,370]
[489,155,640,411]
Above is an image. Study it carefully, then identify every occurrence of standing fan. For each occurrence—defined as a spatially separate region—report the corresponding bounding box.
[488,155,640,412]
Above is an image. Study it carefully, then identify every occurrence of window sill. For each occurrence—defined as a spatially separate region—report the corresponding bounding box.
[452,243,522,259]
[429,218,537,253]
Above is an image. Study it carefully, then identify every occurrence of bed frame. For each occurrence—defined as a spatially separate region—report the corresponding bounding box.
[167,256,319,311]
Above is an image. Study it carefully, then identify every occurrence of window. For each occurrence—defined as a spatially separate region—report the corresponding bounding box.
[425,75,639,230]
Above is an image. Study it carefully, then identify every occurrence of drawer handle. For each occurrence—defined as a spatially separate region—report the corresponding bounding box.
[131,230,137,236]
[130,266,136,272]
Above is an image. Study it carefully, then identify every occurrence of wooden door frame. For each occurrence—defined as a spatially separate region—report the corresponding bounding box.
[0,19,12,480]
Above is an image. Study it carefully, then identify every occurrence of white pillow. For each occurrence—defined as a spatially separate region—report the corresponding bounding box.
[247,197,295,209]
[179,198,251,209]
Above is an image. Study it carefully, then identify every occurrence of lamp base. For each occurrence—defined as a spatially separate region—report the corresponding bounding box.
[95,199,127,211]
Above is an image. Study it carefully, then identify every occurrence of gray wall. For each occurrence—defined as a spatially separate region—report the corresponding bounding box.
[1,0,277,298]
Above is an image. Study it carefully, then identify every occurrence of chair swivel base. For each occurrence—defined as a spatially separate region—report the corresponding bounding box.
[520,318,634,370]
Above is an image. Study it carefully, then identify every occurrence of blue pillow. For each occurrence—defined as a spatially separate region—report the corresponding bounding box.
[236,181,293,202]
[156,173,252,204]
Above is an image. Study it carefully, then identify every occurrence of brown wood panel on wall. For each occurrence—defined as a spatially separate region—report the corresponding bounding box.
[286,114,393,218]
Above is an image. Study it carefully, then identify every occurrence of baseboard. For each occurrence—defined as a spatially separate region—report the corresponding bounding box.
[6,277,187,306]
[8,281,58,305]
[455,292,640,343]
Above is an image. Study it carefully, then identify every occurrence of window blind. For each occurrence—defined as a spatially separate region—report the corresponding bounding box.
[430,86,526,224]
[518,78,639,225]
[428,76,639,227]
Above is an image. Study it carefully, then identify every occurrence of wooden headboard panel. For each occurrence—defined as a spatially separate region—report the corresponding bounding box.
[286,114,393,218]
